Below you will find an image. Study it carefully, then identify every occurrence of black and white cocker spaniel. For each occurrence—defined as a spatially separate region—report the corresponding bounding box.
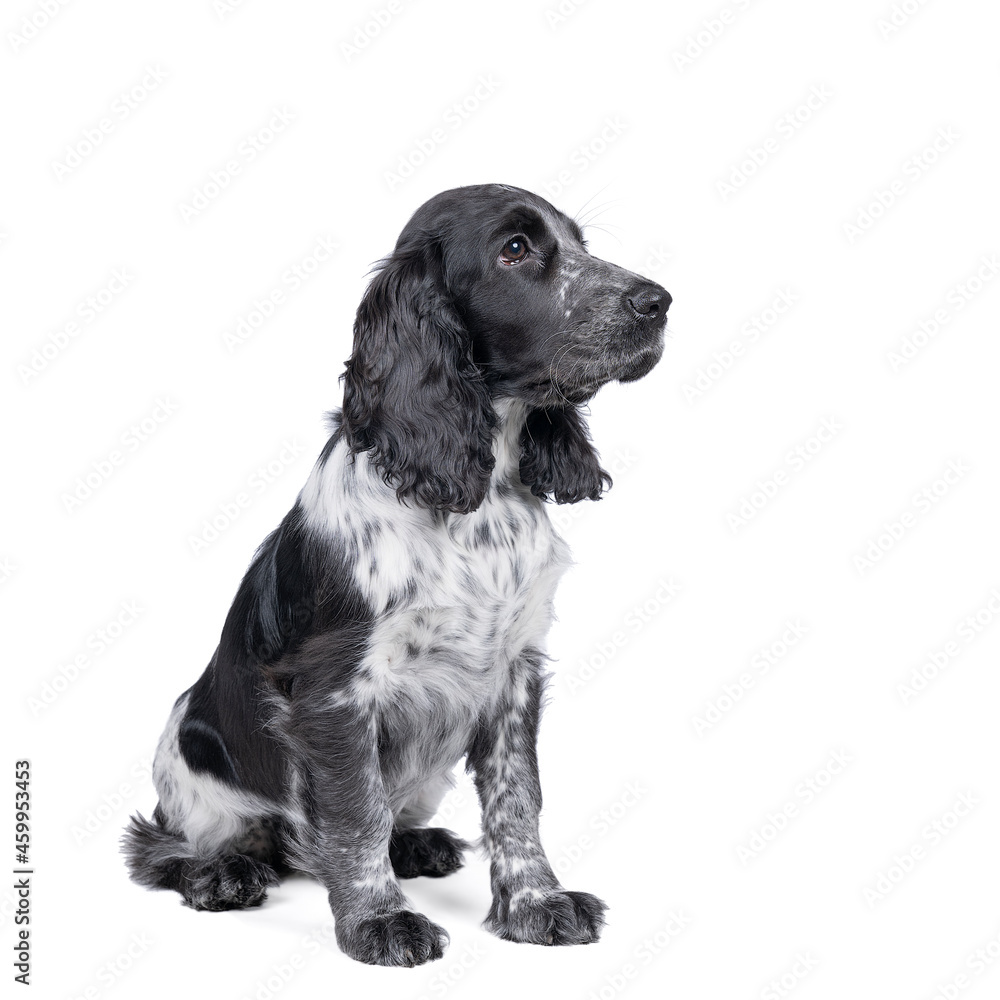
[124,183,669,966]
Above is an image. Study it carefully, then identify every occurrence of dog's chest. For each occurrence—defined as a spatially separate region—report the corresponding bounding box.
[301,441,571,788]
[352,487,570,707]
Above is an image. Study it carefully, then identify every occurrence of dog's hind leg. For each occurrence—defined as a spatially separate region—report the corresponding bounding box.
[122,691,284,911]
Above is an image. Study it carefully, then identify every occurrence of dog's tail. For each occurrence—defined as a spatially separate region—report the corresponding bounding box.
[121,808,194,892]
[121,808,278,911]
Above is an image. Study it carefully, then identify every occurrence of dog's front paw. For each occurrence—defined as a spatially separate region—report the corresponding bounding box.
[485,888,607,946]
[336,909,448,967]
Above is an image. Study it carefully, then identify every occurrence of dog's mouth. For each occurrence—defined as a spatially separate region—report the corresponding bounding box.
[516,306,668,405]
[594,312,666,386]
[614,338,664,383]
[549,335,664,404]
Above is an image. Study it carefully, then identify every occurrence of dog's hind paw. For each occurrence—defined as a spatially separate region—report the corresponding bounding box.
[389,827,469,879]
[182,854,279,912]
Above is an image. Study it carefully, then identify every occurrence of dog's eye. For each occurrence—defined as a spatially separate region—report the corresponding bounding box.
[500,238,529,265]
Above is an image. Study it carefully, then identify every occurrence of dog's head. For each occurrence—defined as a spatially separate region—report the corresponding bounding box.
[340,183,669,513]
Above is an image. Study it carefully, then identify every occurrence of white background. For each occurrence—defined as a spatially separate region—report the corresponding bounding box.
[4,0,1000,997]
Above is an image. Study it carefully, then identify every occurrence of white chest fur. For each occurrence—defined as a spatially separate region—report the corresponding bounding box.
[298,408,571,805]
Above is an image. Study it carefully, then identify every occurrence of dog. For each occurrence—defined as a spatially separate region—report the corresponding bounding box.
[123,183,669,967]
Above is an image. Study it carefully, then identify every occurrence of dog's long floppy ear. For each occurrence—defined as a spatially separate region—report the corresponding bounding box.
[340,232,495,515]
[519,406,611,504]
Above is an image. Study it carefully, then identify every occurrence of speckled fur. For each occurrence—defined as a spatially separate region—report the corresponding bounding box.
[122,183,668,967]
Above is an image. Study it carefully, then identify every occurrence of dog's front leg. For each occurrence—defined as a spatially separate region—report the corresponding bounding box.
[294,702,447,967]
[467,653,607,946]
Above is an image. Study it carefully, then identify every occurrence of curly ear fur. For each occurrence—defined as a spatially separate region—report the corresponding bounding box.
[519,406,611,504]
[340,235,495,514]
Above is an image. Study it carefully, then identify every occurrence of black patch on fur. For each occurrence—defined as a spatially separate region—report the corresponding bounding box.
[178,717,237,784]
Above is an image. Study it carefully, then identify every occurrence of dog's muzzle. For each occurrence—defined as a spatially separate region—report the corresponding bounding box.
[613,278,669,383]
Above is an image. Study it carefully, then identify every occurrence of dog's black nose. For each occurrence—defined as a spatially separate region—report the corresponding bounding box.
[627,283,671,321]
